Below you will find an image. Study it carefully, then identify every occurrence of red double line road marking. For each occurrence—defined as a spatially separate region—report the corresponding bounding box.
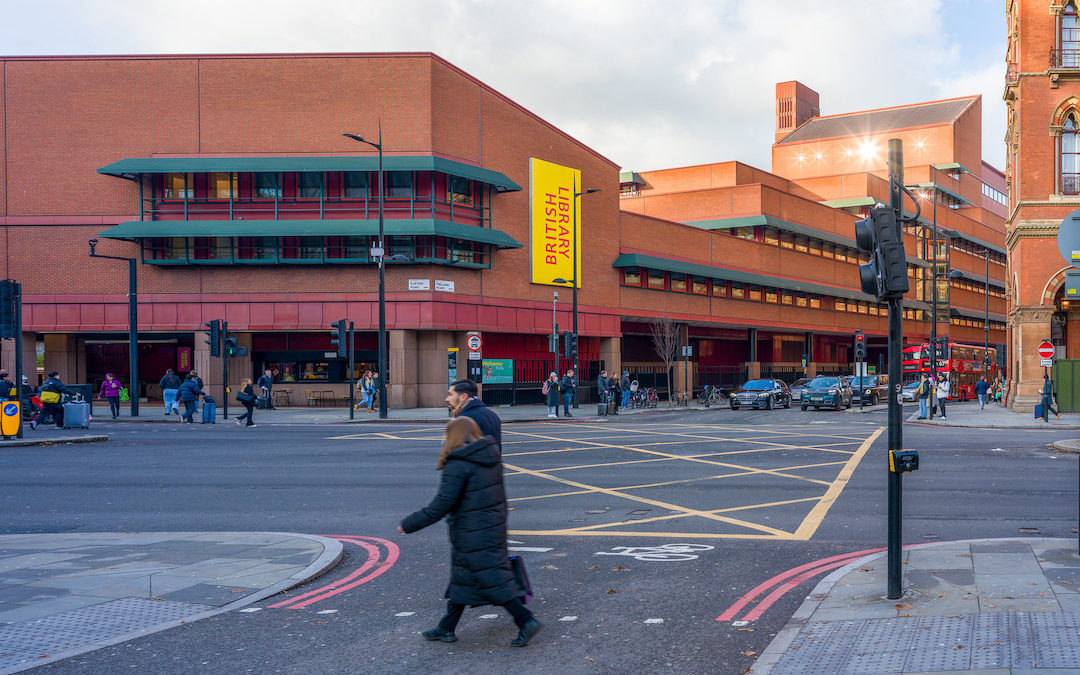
[268,535,400,609]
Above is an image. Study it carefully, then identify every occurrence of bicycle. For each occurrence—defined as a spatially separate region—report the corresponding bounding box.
[672,389,690,406]
[644,388,659,408]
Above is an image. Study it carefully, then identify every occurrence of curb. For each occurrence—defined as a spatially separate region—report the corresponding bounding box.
[1052,439,1080,453]
[0,434,108,448]
[4,532,344,674]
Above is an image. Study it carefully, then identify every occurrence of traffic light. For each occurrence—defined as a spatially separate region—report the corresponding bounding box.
[0,280,15,340]
[854,331,867,361]
[855,204,910,300]
[330,319,347,358]
[204,319,221,358]
[224,336,238,358]
[562,331,577,359]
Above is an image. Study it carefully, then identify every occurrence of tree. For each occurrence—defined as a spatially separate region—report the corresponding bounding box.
[650,316,680,407]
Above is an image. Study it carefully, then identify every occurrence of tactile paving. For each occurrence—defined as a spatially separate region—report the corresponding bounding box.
[903,646,971,672]
[1035,643,1080,668]
[0,597,210,669]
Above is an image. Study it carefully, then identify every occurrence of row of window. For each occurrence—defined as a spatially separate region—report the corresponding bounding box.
[140,235,489,266]
[721,225,885,266]
[947,237,1006,265]
[950,277,1006,299]
[981,182,1007,207]
[620,267,924,321]
[158,171,477,205]
[951,317,1007,332]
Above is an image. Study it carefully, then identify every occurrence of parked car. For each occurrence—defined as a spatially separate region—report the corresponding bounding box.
[788,378,813,401]
[900,380,921,403]
[729,379,792,410]
[849,374,889,406]
[799,376,853,411]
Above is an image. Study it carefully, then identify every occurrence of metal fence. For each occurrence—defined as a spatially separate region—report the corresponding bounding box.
[693,365,748,396]
[481,358,605,406]
[1052,360,1080,414]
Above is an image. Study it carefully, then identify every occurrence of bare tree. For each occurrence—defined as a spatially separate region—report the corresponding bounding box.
[650,316,680,407]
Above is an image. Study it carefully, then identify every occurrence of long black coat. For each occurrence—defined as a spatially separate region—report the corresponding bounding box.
[544,380,560,407]
[401,436,521,606]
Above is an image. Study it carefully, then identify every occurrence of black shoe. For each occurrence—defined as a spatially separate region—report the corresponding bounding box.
[564,413,572,418]
[422,628,457,643]
[510,618,542,647]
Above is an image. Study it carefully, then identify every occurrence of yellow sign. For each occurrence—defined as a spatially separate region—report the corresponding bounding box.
[0,401,20,438]
[530,158,581,288]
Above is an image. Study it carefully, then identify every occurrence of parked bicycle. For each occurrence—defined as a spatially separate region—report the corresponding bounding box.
[696,385,725,407]
[672,389,690,406]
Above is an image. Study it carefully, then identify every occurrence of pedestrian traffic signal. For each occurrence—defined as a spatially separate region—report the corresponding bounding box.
[224,336,239,358]
[330,319,347,358]
[854,331,867,361]
[203,319,221,358]
[854,205,910,301]
[562,331,577,359]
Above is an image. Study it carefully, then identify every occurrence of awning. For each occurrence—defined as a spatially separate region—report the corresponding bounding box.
[950,306,1007,324]
[619,170,646,185]
[932,162,971,174]
[613,252,928,310]
[683,215,929,268]
[820,197,878,209]
[910,182,972,206]
[98,219,523,249]
[947,268,1005,291]
[97,156,522,192]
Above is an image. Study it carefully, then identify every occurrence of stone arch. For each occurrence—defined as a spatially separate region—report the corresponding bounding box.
[1042,266,1073,304]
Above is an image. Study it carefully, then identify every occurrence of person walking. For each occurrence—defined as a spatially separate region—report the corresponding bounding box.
[371,372,381,411]
[235,377,257,427]
[543,372,559,418]
[176,374,204,424]
[399,416,541,647]
[359,371,374,412]
[98,373,123,419]
[916,373,930,420]
[1041,373,1059,422]
[189,370,204,416]
[975,375,990,410]
[0,370,15,401]
[620,371,631,409]
[559,369,576,418]
[257,369,275,410]
[936,373,950,419]
[32,371,73,430]
[446,379,502,449]
[159,368,181,416]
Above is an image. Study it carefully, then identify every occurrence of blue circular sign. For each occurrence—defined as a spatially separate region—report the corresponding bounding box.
[2,403,17,417]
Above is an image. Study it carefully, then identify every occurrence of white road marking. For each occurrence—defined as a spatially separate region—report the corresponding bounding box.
[317,609,338,614]
[644,618,664,624]
[990,448,1005,452]
[479,614,499,619]
[239,608,262,613]
[731,620,749,626]
[395,611,415,617]
[560,616,578,622]
[508,546,554,553]
[507,539,524,544]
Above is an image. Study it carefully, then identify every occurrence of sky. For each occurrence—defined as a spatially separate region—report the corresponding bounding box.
[0,0,1007,172]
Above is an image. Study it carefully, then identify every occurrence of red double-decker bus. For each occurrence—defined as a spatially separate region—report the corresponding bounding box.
[903,341,996,400]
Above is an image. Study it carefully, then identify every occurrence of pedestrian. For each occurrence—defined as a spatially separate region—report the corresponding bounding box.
[543,372,559,418]
[0,370,14,401]
[399,416,541,647]
[257,369,275,410]
[916,373,930,419]
[176,374,204,424]
[597,370,609,407]
[98,372,123,419]
[371,372,381,411]
[609,375,620,415]
[936,374,950,419]
[189,370,204,415]
[620,371,631,408]
[32,371,73,430]
[359,370,374,411]
[1041,373,1059,422]
[159,368,181,415]
[446,379,502,449]
[975,375,990,410]
[235,377,257,427]
[559,369,576,418]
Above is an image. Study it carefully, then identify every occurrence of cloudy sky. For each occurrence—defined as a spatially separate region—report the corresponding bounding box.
[2,0,1006,172]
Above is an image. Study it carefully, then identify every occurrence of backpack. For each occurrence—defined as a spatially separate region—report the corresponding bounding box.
[918,380,928,397]
[542,380,550,395]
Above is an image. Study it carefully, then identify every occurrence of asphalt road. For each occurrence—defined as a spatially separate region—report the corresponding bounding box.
[1,403,1075,674]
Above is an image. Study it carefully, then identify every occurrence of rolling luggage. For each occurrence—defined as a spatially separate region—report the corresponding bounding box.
[62,401,91,429]
[256,396,271,410]
[201,396,216,424]
[1035,403,1044,420]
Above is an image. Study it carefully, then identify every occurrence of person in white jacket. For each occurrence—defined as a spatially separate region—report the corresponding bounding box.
[936,374,950,419]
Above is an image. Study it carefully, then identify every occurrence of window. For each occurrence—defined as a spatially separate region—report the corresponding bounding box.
[835,299,847,312]
[1064,113,1080,195]
[281,236,323,260]
[297,172,323,199]
[623,267,641,286]
[343,171,369,199]
[143,237,187,261]
[648,270,665,289]
[808,239,822,256]
[732,227,755,240]
[780,232,794,250]
[730,283,745,299]
[448,175,473,205]
[300,362,330,381]
[255,173,281,199]
[387,171,413,198]
[192,237,231,261]
[822,243,835,259]
[326,236,370,260]
[809,296,821,309]
[712,280,728,297]
[692,276,708,295]
[236,236,277,261]
[1064,2,1079,67]
[208,172,236,200]
[764,228,779,246]
[748,286,762,302]
[163,173,191,200]
[387,235,415,261]
[670,273,687,292]
[795,294,807,307]
[765,290,778,304]
[794,236,808,253]
[449,239,479,264]
[781,291,793,305]
[834,247,847,263]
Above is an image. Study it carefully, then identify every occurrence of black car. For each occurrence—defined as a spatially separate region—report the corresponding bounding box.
[799,376,853,411]
[849,374,889,406]
[729,379,791,410]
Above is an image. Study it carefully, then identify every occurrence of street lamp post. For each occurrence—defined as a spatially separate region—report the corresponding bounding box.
[88,239,138,417]
[343,124,388,419]
[949,247,991,377]
[565,183,600,409]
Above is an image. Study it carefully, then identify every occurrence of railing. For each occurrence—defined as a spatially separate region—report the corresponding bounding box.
[693,365,749,396]
[480,359,605,407]
[1051,48,1080,68]
[145,195,486,226]
[1064,173,1080,196]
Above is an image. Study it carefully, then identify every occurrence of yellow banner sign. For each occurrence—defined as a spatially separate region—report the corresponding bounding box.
[530,158,580,288]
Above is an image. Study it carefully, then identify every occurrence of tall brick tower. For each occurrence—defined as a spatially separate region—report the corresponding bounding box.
[1005,0,1080,411]
[775,81,821,143]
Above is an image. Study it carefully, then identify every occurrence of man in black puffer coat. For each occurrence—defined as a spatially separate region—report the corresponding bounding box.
[445,379,502,450]
[400,421,541,647]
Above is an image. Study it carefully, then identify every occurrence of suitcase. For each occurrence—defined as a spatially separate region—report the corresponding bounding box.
[597,402,608,416]
[62,401,91,429]
[201,398,216,424]
[608,401,618,415]
[1035,403,1044,420]
[256,396,271,410]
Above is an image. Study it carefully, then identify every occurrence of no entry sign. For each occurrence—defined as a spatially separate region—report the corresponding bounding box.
[1038,341,1056,359]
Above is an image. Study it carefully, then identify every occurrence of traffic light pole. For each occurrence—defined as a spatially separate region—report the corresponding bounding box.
[348,322,355,420]
[886,139,905,600]
[222,321,228,421]
[13,282,23,439]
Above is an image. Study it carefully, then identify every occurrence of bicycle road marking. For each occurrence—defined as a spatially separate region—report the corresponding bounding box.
[594,543,715,561]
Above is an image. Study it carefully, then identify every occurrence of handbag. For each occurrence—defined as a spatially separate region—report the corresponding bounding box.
[237,390,254,403]
[118,387,129,402]
[40,390,60,404]
[509,556,533,604]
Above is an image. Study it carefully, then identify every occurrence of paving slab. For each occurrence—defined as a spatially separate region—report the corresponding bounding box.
[0,531,342,674]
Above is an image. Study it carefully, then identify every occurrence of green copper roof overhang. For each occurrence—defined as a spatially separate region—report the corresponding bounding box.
[910,182,972,206]
[820,197,877,209]
[619,170,645,185]
[97,156,522,192]
[931,162,971,174]
[684,215,929,268]
[949,306,1007,323]
[97,219,523,249]
[613,253,930,311]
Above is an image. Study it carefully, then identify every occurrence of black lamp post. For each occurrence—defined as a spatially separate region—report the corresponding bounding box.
[343,125,388,419]
[555,185,601,409]
[88,239,139,417]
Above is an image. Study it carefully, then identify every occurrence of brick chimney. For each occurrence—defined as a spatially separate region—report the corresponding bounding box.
[775,81,820,143]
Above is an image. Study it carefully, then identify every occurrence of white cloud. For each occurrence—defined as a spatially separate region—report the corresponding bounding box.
[2,0,1005,170]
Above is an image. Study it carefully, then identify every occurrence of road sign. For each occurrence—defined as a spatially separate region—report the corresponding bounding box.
[1042,358,1054,367]
[1058,208,1080,269]
[1038,341,1056,359]
[466,333,483,352]
[468,351,481,360]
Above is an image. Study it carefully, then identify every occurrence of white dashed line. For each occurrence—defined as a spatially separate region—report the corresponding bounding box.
[395,611,416,617]
[479,614,499,619]
[317,609,338,614]
[508,546,554,552]
[644,618,664,624]
[731,620,749,626]
[559,616,578,622]
[239,608,262,613]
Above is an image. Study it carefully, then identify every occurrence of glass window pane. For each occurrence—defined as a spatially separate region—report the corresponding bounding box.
[730,284,744,299]
[387,172,413,197]
[298,172,323,199]
[692,277,708,294]
[343,172,369,198]
[624,267,641,286]
[448,175,473,204]
[255,173,281,199]
[164,173,191,199]
[670,273,687,292]
[712,280,727,297]
[209,172,235,200]
[648,270,665,289]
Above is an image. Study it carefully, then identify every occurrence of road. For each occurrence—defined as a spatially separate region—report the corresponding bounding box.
[0,403,1074,673]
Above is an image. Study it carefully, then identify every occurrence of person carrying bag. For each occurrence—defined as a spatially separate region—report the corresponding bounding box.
[235,377,257,428]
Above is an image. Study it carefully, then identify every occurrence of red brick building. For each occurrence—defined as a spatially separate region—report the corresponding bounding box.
[0,53,1007,407]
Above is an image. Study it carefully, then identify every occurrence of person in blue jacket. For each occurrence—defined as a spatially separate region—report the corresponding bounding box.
[176,374,205,424]
[975,375,990,410]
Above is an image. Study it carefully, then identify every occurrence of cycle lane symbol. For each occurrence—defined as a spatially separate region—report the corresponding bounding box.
[594,543,715,562]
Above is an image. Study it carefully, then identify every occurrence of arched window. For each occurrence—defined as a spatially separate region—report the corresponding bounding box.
[1064,2,1079,67]
[1063,114,1080,194]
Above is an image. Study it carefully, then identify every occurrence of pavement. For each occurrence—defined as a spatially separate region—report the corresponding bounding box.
[0,532,342,674]
[753,537,1080,674]
[909,400,1080,430]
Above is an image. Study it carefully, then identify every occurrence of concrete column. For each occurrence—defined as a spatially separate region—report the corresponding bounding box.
[415,331,461,408]
[0,332,36,383]
[805,332,816,378]
[43,334,78,383]
[1009,306,1054,413]
[389,329,418,409]
[193,334,225,405]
